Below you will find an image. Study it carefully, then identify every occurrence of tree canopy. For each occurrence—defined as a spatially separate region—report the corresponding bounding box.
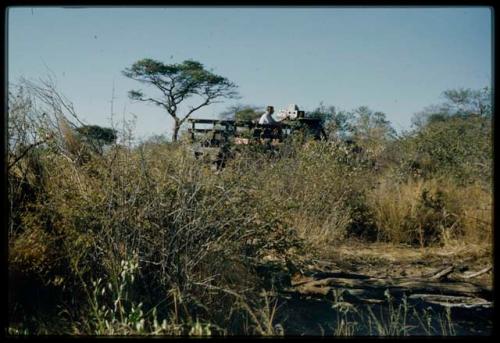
[75,124,117,154]
[76,125,117,144]
[350,106,396,141]
[411,87,492,129]
[220,104,262,122]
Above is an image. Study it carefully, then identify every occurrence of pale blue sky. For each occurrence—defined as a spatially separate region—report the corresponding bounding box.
[8,7,492,140]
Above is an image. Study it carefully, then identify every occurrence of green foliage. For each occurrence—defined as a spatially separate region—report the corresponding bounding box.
[308,103,353,139]
[398,114,491,183]
[75,125,117,153]
[442,87,492,116]
[311,104,396,164]
[76,125,117,144]
[412,87,492,129]
[235,107,261,121]
[123,58,238,101]
[350,106,396,142]
[308,103,335,125]
[83,254,213,335]
[220,104,262,121]
[330,290,457,336]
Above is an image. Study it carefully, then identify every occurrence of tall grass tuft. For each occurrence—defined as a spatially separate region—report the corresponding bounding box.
[366,175,492,247]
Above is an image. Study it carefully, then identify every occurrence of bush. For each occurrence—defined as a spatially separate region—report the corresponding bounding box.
[396,115,492,184]
[9,136,307,334]
[226,138,376,249]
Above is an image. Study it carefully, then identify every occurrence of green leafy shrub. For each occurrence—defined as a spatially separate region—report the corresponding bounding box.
[397,114,492,184]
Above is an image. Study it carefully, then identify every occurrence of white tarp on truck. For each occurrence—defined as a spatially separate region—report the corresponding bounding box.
[277,104,300,120]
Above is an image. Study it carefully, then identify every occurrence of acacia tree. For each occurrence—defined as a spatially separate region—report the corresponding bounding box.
[123,58,239,141]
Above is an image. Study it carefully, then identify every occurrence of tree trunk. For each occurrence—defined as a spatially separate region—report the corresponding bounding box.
[172,121,180,142]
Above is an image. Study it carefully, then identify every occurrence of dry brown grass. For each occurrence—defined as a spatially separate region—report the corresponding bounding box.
[366,175,492,247]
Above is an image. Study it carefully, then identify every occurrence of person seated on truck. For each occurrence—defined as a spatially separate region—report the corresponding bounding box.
[258,106,277,124]
[256,106,282,140]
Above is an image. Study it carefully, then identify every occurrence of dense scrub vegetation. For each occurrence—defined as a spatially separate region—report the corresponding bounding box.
[7,79,492,335]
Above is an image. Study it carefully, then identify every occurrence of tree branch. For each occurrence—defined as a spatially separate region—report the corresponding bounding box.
[179,99,211,126]
[8,136,51,171]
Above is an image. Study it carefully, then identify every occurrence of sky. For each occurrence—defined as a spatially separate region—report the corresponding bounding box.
[8,6,492,140]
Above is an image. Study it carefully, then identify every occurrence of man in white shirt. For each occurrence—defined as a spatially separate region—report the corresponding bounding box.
[257,105,284,141]
[258,106,277,124]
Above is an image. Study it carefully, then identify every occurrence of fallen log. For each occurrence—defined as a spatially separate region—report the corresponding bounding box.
[424,263,469,280]
[408,294,493,309]
[460,266,492,280]
[266,258,492,312]
[298,270,371,282]
[291,275,492,303]
[429,265,455,281]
